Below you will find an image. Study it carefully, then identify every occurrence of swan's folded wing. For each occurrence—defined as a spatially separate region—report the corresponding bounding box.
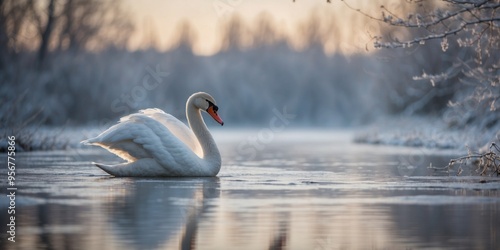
[84,113,201,175]
[124,113,203,175]
[136,108,203,157]
[82,120,155,162]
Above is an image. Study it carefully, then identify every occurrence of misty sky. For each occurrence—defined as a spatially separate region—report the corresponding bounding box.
[123,0,384,55]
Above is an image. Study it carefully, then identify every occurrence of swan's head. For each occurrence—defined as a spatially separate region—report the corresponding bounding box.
[191,92,224,126]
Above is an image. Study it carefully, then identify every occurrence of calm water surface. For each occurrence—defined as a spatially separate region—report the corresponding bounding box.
[1,130,499,249]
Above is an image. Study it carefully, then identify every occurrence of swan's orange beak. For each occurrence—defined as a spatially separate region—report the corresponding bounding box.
[207,106,224,126]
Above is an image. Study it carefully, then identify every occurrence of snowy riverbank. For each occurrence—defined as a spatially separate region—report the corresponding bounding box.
[354,116,500,153]
[0,126,102,152]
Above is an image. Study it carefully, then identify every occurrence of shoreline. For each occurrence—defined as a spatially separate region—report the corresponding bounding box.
[354,116,500,153]
[1,119,498,153]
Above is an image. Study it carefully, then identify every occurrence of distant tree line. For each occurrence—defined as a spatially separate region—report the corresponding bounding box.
[1,5,382,128]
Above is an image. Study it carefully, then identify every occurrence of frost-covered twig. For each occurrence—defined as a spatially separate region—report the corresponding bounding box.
[374,17,500,49]
[435,142,500,176]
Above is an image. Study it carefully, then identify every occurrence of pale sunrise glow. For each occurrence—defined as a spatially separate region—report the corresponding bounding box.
[123,0,386,55]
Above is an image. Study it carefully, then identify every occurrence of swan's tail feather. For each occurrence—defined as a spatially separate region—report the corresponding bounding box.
[81,138,98,145]
[94,162,118,176]
[80,139,91,145]
[93,159,172,177]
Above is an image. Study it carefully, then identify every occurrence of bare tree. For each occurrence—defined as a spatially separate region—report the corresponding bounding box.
[0,0,35,66]
[56,0,133,52]
[37,0,55,68]
[220,15,249,51]
[172,20,197,53]
[252,12,284,48]
[0,0,134,132]
[1,0,133,57]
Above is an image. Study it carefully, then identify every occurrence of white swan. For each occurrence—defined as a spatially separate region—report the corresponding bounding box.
[82,92,224,177]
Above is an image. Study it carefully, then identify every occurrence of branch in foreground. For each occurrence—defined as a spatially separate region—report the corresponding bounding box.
[430,143,500,176]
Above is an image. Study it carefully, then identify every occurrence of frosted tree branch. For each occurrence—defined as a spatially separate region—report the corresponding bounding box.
[432,142,500,176]
[339,0,500,49]
[374,17,500,48]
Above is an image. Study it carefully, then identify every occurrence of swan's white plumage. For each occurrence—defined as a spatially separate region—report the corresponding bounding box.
[82,92,222,177]
[132,108,203,157]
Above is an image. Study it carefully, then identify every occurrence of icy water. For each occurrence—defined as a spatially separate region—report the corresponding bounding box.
[1,130,499,250]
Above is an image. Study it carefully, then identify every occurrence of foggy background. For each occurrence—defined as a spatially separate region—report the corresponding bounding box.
[1,0,498,136]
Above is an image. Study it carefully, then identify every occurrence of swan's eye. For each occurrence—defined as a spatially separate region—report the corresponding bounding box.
[206,99,218,112]
[206,100,214,107]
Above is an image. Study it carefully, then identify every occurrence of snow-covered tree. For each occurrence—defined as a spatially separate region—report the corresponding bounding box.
[343,0,499,143]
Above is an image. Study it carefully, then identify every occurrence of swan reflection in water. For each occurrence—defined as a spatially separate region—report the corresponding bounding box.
[103,177,291,250]
[105,177,220,249]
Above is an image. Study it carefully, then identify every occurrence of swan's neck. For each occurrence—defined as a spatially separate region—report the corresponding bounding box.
[186,100,221,174]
